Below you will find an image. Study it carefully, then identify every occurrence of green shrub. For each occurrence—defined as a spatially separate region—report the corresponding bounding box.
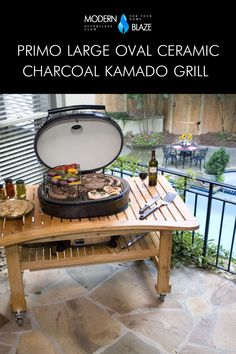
[218,131,228,141]
[172,231,231,269]
[131,132,163,148]
[205,147,230,178]
[108,155,140,176]
[172,169,197,199]
[218,131,236,142]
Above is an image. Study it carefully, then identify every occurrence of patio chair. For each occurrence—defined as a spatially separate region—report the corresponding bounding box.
[190,147,208,170]
[162,146,177,168]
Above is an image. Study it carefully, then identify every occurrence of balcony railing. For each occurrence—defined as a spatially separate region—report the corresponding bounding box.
[108,165,236,275]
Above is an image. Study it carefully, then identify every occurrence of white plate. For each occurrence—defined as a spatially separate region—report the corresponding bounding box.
[0,199,34,219]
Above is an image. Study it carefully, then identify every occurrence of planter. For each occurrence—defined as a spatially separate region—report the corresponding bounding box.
[131,144,159,150]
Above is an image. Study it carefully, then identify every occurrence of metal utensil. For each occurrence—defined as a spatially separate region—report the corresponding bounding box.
[120,233,147,251]
[139,194,161,214]
[139,192,177,220]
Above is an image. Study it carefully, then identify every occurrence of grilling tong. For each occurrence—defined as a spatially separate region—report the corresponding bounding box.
[120,192,177,250]
[139,192,177,220]
[120,233,147,251]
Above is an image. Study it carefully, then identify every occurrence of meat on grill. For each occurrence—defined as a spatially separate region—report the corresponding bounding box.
[83,180,106,191]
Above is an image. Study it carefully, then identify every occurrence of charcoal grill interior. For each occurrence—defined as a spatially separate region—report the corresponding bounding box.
[38,174,130,219]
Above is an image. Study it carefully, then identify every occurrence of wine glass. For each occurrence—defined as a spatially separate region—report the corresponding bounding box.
[138,164,148,190]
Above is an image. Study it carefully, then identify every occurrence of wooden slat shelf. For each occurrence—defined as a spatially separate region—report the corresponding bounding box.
[20,232,160,271]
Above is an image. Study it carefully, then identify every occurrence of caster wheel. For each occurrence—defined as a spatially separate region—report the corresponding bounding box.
[16,318,24,326]
[108,235,120,248]
[108,240,117,248]
[159,294,166,302]
[15,311,24,326]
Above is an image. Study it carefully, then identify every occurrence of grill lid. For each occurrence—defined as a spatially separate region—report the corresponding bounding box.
[34,105,124,172]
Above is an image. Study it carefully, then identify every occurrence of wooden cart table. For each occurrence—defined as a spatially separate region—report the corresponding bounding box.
[0,175,199,325]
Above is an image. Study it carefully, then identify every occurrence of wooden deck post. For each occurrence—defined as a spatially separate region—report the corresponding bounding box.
[155,230,172,294]
[5,245,26,312]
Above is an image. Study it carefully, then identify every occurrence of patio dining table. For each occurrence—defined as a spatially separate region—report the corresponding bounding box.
[172,143,199,168]
[0,175,199,325]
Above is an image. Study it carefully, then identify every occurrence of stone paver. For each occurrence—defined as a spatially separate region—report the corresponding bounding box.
[0,344,11,354]
[208,273,236,306]
[90,263,181,314]
[213,309,236,351]
[0,314,9,328]
[0,275,10,296]
[66,263,119,290]
[16,331,59,354]
[0,264,235,354]
[0,315,31,332]
[101,333,161,354]
[0,332,17,346]
[185,297,210,316]
[27,277,86,306]
[33,297,121,354]
[0,294,12,319]
[119,310,193,353]
[171,267,206,299]
[179,345,220,354]
[189,314,216,348]
[24,268,66,294]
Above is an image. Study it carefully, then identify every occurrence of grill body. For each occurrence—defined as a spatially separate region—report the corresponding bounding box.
[34,105,130,219]
[38,177,130,219]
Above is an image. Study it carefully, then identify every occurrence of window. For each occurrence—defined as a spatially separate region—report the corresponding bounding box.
[0,94,52,184]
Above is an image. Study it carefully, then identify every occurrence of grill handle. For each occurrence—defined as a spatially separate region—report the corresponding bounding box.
[48,105,106,116]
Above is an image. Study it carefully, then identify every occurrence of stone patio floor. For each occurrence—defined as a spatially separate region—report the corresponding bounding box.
[1,260,236,354]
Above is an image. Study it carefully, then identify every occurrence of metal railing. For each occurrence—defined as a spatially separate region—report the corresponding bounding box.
[108,165,236,275]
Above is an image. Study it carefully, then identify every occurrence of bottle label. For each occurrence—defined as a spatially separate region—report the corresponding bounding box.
[149,167,157,173]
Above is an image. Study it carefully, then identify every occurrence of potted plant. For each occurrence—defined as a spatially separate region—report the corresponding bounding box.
[205,147,230,181]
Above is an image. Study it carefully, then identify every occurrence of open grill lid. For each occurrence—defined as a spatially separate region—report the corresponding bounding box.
[34,105,124,173]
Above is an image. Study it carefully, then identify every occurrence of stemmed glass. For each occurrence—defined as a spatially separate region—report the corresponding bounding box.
[138,163,148,190]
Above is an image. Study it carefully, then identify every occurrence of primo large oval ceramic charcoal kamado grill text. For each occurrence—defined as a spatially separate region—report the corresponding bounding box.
[34,105,130,221]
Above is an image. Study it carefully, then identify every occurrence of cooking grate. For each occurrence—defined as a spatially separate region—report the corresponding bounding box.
[40,180,125,204]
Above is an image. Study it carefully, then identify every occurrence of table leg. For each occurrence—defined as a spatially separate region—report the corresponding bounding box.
[155,230,172,295]
[5,245,26,313]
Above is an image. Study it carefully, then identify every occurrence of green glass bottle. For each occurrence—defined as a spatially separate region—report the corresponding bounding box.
[148,150,158,186]
[16,179,26,199]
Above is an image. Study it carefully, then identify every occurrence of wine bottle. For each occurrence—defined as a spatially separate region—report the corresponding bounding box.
[148,150,158,186]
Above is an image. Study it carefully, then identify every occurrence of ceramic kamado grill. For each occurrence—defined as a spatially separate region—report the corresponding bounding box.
[34,105,130,219]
